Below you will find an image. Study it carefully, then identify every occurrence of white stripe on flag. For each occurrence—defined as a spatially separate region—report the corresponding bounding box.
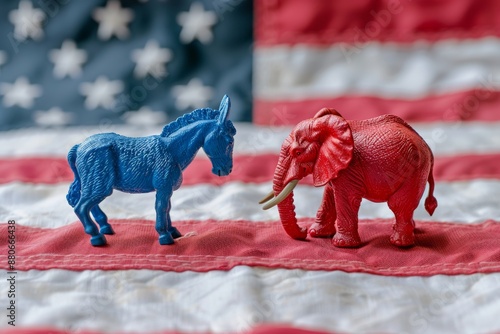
[255,37,500,100]
[16,268,500,334]
[2,122,500,157]
[3,180,499,228]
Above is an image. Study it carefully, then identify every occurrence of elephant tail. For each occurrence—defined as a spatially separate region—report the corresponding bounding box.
[424,158,438,216]
[66,145,81,207]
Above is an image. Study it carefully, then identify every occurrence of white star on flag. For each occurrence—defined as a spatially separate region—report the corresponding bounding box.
[0,77,42,108]
[49,40,88,79]
[122,106,168,126]
[34,107,73,126]
[177,2,217,44]
[93,0,134,41]
[9,0,46,41]
[172,78,214,110]
[131,40,173,79]
[80,76,124,110]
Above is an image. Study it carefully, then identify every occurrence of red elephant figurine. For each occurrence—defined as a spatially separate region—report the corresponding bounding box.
[260,108,437,248]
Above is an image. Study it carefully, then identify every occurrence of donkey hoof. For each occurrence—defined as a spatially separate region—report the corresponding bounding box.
[100,225,115,235]
[168,227,182,239]
[90,234,107,246]
[159,233,175,245]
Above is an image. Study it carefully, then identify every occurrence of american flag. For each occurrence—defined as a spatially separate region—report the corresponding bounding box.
[0,0,252,129]
[1,1,500,333]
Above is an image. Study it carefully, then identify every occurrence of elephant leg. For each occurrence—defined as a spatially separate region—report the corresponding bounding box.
[332,190,362,248]
[91,204,114,235]
[309,183,336,238]
[387,179,425,247]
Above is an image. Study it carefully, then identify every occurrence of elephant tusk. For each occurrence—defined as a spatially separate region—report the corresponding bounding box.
[262,180,299,210]
[258,190,275,204]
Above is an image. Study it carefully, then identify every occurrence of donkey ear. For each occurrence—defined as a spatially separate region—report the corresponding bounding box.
[218,95,231,125]
[312,114,354,186]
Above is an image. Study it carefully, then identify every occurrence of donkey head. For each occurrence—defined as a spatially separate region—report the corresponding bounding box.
[203,95,237,176]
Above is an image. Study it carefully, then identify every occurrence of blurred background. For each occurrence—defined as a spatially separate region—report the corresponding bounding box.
[1,0,499,130]
[0,0,253,130]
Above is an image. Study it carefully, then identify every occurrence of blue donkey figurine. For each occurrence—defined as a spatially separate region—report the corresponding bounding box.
[66,95,236,246]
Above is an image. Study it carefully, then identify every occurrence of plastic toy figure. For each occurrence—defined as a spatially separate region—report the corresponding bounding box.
[67,95,236,246]
[260,108,437,248]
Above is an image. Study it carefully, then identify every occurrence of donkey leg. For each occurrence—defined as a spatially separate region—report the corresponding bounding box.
[75,150,115,246]
[155,191,175,245]
[75,197,107,246]
[91,204,115,235]
[166,200,182,239]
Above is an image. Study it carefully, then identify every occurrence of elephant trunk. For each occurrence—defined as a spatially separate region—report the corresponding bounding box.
[272,150,307,240]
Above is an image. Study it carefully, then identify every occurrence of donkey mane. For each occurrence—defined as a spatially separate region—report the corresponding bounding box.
[160,108,220,137]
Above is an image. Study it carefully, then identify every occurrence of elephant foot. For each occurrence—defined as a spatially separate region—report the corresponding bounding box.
[390,231,415,247]
[90,234,107,247]
[308,222,335,238]
[332,233,361,248]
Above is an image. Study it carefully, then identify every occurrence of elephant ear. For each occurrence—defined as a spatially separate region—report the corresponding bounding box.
[275,132,295,183]
[312,112,354,187]
[313,107,342,119]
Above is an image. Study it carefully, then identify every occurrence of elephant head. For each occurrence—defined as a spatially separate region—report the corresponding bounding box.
[260,108,354,240]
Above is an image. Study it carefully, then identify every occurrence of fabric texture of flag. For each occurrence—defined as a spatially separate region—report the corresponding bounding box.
[1,0,500,333]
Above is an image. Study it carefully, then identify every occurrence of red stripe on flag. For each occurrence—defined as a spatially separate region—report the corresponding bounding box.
[0,158,73,184]
[433,154,500,181]
[255,0,500,46]
[1,153,500,185]
[253,90,500,126]
[3,219,500,276]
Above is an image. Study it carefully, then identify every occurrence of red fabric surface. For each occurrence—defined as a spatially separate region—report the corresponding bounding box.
[1,153,500,185]
[3,219,500,276]
[253,90,500,125]
[255,0,500,46]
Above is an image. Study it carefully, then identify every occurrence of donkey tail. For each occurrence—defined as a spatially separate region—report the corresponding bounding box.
[424,155,438,216]
[66,145,81,207]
